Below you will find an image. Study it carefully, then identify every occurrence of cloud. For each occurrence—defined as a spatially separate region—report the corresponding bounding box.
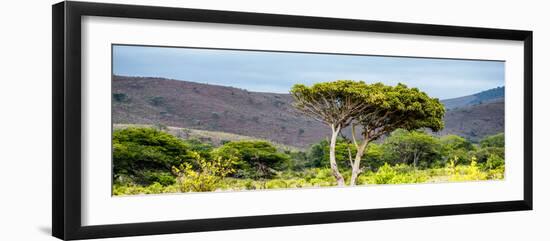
[113,45,504,99]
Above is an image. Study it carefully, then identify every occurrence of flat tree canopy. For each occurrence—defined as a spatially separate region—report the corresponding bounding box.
[290,80,374,128]
[355,83,445,140]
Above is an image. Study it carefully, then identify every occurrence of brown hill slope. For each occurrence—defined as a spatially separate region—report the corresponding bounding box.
[112,76,328,148]
[435,100,504,141]
[112,76,504,147]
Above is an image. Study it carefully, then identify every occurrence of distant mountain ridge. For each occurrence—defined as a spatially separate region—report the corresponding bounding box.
[441,86,504,110]
[112,76,504,147]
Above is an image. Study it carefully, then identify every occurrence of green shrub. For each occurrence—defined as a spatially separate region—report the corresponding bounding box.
[113,182,179,195]
[486,154,505,170]
[382,129,443,168]
[307,138,354,169]
[148,96,165,106]
[112,127,192,183]
[111,128,507,194]
[172,151,236,192]
[113,93,128,102]
[440,135,474,166]
[362,163,429,184]
[308,168,337,187]
[472,146,504,164]
[449,157,488,181]
[266,179,288,189]
[484,154,505,179]
[142,171,176,186]
[144,182,165,194]
[371,163,397,184]
[243,179,257,190]
[183,139,214,159]
[213,141,290,179]
[287,179,309,188]
[362,143,386,170]
[487,167,505,180]
[480,133,505,148]
[287,151,309,171]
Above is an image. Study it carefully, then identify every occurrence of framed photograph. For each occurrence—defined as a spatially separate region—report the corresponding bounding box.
[52,1,533,240]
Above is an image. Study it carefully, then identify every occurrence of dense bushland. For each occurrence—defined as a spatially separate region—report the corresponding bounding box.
[112,127,504,195]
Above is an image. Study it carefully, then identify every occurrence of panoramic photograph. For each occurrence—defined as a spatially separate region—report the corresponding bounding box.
[111,44,505,196]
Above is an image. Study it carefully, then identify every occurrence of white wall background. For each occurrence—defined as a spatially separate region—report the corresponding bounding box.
[0,0,547,240]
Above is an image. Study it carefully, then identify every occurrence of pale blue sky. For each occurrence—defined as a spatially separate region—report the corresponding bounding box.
[113,45,504,99]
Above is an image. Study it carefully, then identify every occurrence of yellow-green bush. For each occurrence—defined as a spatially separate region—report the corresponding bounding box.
[362,163,429,184]
[113,182,178,195]
[113,159,504,195]
[266,179,288,189]
[172,151,236,192]
[448,157,488,181]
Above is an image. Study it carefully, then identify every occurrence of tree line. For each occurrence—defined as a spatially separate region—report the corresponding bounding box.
[112,126,504,193]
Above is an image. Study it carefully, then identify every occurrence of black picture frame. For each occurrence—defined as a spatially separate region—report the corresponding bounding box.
[52,1,533,240]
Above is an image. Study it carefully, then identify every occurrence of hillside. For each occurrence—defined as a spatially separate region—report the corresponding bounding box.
[112,76,327,148]
[434,100,504,141]
[441,86,504,110]
[112,76,504,147]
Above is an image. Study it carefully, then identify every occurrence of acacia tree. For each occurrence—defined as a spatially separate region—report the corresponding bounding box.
[348,83,445,185]
[383,129,442,168]
[291,81,445,186]
[290,81,373,186]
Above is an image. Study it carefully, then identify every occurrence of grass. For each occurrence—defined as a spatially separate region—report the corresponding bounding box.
[113,162,504,196]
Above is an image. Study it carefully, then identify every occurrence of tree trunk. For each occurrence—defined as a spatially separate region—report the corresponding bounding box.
[413,150,419,167]
[329,124,345,186]
[350,139,369,186]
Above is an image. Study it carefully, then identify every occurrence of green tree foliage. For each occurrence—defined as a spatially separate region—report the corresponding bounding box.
[307,138,352,169]
[383,129,442,168]
[112,127,192,182]
[440,135,474,165]
[213,141,290,179]
[486,154,505,170]
[285,150,309,171]
[141,171,176,186]
[307,138,385,170]
[291,81,445,185]
[348,83,445,184]
[183,138,214,159]
[362,143,386,170]
[111,125,504,194]
[353,83,445,141]
[290,81,373,128]
[291,80,378,185]
[472,146,505,163]
[480,133,505,148]
[474,132,505,164]
[441,134,473,150]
